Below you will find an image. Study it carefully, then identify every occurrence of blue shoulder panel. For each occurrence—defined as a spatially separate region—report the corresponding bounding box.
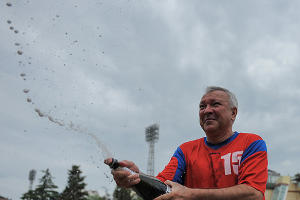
[240,140,267,163]
[172,147,186,184]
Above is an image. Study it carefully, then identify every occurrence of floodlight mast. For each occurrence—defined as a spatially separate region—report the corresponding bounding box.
[145,123,159,176]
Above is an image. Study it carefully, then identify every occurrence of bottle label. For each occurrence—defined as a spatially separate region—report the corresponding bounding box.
[166,185,172,193]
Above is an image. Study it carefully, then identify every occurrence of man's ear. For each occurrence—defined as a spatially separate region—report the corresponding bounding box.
[231,107,238,121]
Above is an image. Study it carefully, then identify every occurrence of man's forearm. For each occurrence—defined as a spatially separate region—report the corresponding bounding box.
[188,184,263,200]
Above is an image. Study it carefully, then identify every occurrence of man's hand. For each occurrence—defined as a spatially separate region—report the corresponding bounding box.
[155,181,263,200]
[104,158,140,188]
[154,180,191,200]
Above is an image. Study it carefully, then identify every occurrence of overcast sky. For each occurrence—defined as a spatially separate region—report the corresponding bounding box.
[1,0,300,199]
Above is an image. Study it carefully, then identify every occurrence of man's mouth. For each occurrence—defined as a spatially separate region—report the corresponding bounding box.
[205,118,215,123]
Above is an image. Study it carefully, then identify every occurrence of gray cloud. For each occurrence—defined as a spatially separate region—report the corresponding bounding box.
[1,0,300,199]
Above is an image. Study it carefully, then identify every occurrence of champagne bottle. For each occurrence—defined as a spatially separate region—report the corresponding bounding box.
[107,158,171,200]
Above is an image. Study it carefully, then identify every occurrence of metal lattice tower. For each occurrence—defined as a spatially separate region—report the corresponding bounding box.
[145,123,159,176]
[28,169,36,190]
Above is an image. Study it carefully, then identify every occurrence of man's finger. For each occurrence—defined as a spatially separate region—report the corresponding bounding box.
[165,180,177,188]
[154,193,170,200]
[112,168,131,177]
[104,158,113,165]
[119,160,139,173]
[165,180,173,185]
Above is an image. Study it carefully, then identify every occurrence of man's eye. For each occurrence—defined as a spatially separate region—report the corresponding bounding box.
[199,105,206,110]
[213,102,221,106]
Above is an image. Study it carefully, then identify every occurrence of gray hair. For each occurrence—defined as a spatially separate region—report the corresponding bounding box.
[205,86,238,109]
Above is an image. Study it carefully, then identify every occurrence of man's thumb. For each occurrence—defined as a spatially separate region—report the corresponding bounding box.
[164,180,174,187]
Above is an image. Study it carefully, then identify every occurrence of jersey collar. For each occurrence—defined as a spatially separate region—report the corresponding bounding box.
[204,131,239,150]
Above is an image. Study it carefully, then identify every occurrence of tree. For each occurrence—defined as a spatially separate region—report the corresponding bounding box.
[34,169,59,200]
[89,187,112,200]
[21,189,37,200]
[60,165,88,200]
[112,185,144,200]
[87,187,112,200]
[21,169,37,200]
[130,191,143,200]
[113,186,132,200]
[87,194,109,200]
[21,169,58,200]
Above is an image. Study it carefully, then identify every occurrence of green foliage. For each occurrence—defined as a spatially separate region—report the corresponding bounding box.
[21,169,59,200]
[60,165,88,200]
[34,169,59,200]
[22,166,144,200]
[130,191,143,200]
[112,186,142,200]
[21,189,37,200]
[86,195,101,200]
[113,186,132,200]
[87,194,110,200]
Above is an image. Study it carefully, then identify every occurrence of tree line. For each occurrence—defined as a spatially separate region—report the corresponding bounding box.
[21,165,142,200]
[20,165,300,200]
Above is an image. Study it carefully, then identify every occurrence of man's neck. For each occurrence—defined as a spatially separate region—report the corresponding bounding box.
[206,129,234,144]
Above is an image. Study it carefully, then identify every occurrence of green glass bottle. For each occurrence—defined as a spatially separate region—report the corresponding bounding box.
[108,158,171,200]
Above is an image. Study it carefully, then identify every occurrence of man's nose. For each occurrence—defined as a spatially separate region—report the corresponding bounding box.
[203,105,214,113]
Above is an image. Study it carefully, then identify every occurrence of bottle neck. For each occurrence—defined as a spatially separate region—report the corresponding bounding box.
[109,158,120,169]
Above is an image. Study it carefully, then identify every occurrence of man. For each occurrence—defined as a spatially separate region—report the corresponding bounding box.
[105,86,268,200]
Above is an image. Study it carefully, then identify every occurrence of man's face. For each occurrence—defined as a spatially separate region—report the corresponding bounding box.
[199,90,237,133]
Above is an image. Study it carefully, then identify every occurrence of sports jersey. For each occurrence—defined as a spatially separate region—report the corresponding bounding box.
[156,132,268,196]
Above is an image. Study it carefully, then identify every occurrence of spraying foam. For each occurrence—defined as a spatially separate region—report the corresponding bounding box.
[10,14,114,180]
[33,107,113,160]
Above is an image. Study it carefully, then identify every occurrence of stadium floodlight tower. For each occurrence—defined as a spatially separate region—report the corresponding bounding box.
[145,123,159,176]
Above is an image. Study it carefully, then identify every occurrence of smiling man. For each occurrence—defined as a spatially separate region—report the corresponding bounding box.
[199,88,238,144]
[105,86,268,200]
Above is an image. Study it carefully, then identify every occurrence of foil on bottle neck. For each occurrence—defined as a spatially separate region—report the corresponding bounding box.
[109,158,120,169]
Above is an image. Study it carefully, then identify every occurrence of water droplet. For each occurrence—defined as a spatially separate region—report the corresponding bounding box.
[17,50,23,55]
[20,73,26,77]
[27,98,32,103]
[15,42,20,46]
[7,20,12,24]
[14,30,19,34]
[23,89,30,93]
[9,26,14,30]
[34,108,44,117]
[6,2,12,7]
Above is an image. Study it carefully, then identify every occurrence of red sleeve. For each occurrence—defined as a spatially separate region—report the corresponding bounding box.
[238,150,268,194]
[156,146,186,185]
[156,157,178,182]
